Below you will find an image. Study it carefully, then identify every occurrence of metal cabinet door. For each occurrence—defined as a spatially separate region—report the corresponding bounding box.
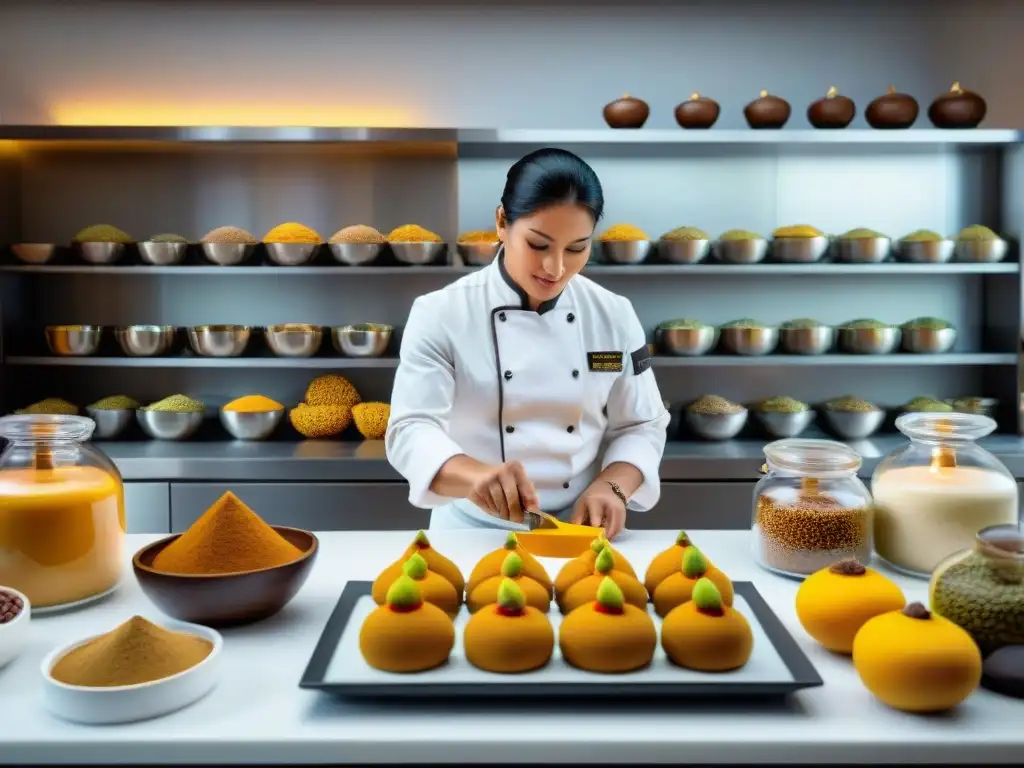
[631,482,755,530]
[123,482,171,533]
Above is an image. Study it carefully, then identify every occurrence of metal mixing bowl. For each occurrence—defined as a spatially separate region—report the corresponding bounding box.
[188,325,251,357]
[265,324,323,357]
[779,325,834,355]
[332,323,392,357]
[136,409,204,441]
[78,242,125,265]
[390,242,446,266]
[138,242,187,266]
[955,238,1009,263]
[756,409,816,438]
[456,243,501,266]
[327,243,383,266]
[45,325,102,356]
[657,326,718,356]
[720,326,778,356]
[266,242,319,266]
[11,243,56,264]
[713,238,768,264]
[822,408,886,440]
[835,236,891,263]
[200,243,254,266]
[685,409,748,441]
[85,407,134,440]
[772,236,830,263]
[115,325,177,357]
[219,409,284,441]
[658,239,710,264]
[600,241,653,265]
[896,239,954,264]
[902,326,956,354]
[837,326,901,354]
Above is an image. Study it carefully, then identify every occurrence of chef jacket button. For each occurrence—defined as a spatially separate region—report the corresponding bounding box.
[504,370,513,380]
[562,481,570,489]
[567,313,575,323]
[505,425,514,433]
[499,312,507,322]
[572,369,579,378]
[566,425,575,433]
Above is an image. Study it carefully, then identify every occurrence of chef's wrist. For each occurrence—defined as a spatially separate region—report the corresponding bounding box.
[431,454,487,497]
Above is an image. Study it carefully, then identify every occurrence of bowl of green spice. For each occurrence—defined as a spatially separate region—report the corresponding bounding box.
[655,318,718,356]
[822,395,885,439]
[902,396,954,414]
[837,318,900,354]
[139,234,189,266]
[896,229,954,264]
[901,317,956,354]
[755,396,815,438]
[685,395,748,440]
[712,230,767,265]
[86,395,140,439]
[954,225,1008,263]
[835,227,891,263]
[658,226,710,264]
[779,318,834,355]
[720,318,778,356]
[137,395,205,441]
[72,224,134,265]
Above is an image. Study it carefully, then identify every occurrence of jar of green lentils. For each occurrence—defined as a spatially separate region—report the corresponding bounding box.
[930,523,1024,655]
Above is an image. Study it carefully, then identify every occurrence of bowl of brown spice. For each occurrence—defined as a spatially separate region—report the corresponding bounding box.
[685,395,748,440]
[327,225,385,266]
[133,492,318,627]
[821,395,886,440]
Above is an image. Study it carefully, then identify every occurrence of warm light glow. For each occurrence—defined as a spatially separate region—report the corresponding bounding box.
[0,141,20,156]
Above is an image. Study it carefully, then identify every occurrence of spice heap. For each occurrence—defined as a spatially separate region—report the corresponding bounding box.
[73,224,133,244]
[147,233,188,243]
[658,318,709,330]
[723,318,768,329]
[842,318,890,330]
[352,402,391,440]
[688,395,744,415]
[782,318,825,329]
[49,616,212,688]
[953,396,989,415]
[264,222,322,244]
[841,227,886,240]
[932,551,1024,655]
[15,398,78,415]
[0,589,24,624]
[329,225,385,245]
[153,491,304,575]
[89,395,139,411]
[457,230,499,244]
[387,224,442,243]
[904,316,952,330]
[826,395,878,413]
[224,394,283,413]
[142,394,205,413]
[903,229,943,243]
[773,224,823,238]
[904,396,953,413]
[957,225,998,242]
[720,229,761,241]
[201,226,258,245]
[289,374,362,438]
[758,396,808,413]
[661,226,709,241]
[599,223,648,242]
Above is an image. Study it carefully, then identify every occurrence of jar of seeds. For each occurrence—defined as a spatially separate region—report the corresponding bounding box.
[931,523,1024,655]
[753,438,872,578]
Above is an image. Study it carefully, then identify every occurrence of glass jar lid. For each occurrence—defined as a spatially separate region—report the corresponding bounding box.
[895,411,996,443]
[0,414,95,443]
[976,523,1024,561]
[763,438,862,476]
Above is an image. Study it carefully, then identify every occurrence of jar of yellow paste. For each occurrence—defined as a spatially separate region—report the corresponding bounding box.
[0,414,125,610]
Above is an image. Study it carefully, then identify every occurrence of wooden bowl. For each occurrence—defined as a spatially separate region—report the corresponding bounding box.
[674,93,720,129]
[603,93,650,129]
[807,86,855,129]
[744,90,791,129]
[928,82,987,129]
[865,86,919,129]
[132,527,318,627]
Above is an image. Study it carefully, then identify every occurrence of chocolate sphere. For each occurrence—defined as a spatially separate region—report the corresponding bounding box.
[865,86,919,129]
[603,94,650,129]
[807,86,856,129]
[928,82,987,129]
[744,90,791,129]
[674,92,720,129]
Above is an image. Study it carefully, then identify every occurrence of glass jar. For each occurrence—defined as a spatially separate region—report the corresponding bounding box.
[872,412,1018,579]
[0,414,126,611]
[752,438,873,578]
[930,523,1024,655]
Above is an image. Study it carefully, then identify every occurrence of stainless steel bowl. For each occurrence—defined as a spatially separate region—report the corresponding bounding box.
[779,325,834,355]
[713,238,768,264]
[136,409,204,441]
[685,409,748,441]
[265,323,323,357]
[955,238,1009,263]
[45,325,102,356]
[188,325,251,357]
[896,239,954,264]
[200,243,254,266]
[78,242,125,265]
[390,242,447,266]
[835,236,891,263]
[85,407,134,439]
[331,323,392,357]
[600,241,653,265]
[902,326,956,354]
[772,236,830,263]
[456,243,501,266]
[657,326,718,356]
[138,241,187,266]
[822,408,886,440]
[756,409,816,438]
[11,243,56,264]
[837,326,901,354]
[219,409,284,441]
[266,242,319,266]
[720,326,779,356]
[115,325,176,357]
[658,239,710,264]
[327,243,383,266]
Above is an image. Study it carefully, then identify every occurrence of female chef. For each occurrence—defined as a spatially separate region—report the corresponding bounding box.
[385,148,669,539]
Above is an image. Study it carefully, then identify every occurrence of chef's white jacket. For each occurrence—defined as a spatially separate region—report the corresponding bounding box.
[385,253,670,530]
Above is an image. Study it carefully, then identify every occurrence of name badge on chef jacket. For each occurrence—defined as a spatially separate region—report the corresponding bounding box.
[587,351,624,373]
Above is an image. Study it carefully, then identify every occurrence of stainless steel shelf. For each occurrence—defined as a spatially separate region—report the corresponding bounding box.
[7,356,401,368]
[651,354,1018,367]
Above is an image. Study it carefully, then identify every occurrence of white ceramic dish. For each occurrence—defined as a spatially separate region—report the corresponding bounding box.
[41,619,222,724]
[0,586,31,668]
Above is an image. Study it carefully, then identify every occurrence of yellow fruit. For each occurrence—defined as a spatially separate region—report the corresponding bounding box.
[289,404,352,438]
[304,374,361,409]
[352,402,390,440]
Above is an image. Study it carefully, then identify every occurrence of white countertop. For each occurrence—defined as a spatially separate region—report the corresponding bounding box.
[1,530,1021,765]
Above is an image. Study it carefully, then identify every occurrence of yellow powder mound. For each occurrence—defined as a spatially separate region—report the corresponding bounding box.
[773,224,824,238]
[599,223,648,242]
[329,225,385,245]
[352,402,391,440]
[457,230,499,244]
[290,404,352,438]
[387,224,442,243]
[304,374,361,409]
[264,222,323,244]
[153,491,303,575]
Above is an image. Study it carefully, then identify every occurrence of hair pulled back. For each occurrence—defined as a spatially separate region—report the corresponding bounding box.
[500,148,604,226]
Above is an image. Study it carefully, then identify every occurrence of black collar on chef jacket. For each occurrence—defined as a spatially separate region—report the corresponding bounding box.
[497,249,563,316]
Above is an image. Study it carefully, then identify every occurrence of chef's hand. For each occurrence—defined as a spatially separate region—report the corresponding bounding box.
[468,461,539,523]
[570,483,627,540]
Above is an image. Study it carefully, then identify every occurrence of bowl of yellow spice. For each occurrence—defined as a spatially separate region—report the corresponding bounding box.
[72,224,133,265]
[659,226,710,264]
[327,225,385,266]
[220,394,285,441]
[137,395,205,441]
[387,224,446,265]
[456,229,501,266]
[86,395,140,439]
[599,223,652,264]
[771,224,830,263]
[954,225,1008,263]
[264,222,323,266]
[896,229,954,264]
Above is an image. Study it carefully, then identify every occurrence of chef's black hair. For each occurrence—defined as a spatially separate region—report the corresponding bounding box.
[500,148,604,225]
